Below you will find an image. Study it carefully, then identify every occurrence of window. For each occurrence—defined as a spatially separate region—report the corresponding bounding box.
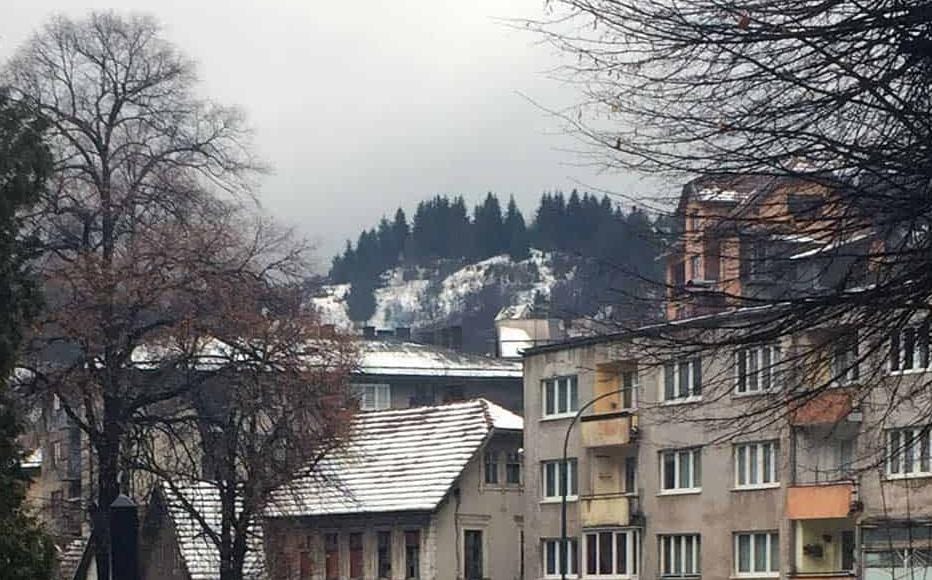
[543,376,579,418]
[734,532,779,577]
[660,448,701,492]
[506,451,522,485]
[831,334,859,384]
[405,530,420,579]
[624,457,637,494]
[690,255,701,279]
[887,427,932,477]
[662,359,702,402]
[543,538,578,578]
[542,459,578,500]
[349,532,364,579]
[353,383,391,411]
[377,531,392,579]
[53,441,64,466]
[890,320,931,373]
[621,370,637,410]
[735,345,781,394]
[660,534,701,577]
[735,441,779,488]
[464,530,483,580]
[324,533,339,580]
[484,451,499,485]
[585,529,640,577]
[748,240,772,281]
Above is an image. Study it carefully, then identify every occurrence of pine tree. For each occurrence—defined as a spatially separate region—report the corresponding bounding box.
[0,91,54,579]
[473,193,505,259]
[504,196,530,261]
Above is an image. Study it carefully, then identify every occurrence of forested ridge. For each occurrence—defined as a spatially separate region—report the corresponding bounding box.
[330,191,663,322]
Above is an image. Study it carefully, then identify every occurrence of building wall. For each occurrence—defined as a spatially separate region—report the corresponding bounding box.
[352,374,523,414]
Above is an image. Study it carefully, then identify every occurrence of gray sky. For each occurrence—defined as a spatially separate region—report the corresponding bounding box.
[1,1,645,269]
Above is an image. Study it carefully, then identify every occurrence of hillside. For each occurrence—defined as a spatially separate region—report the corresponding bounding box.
[312,249,660,353]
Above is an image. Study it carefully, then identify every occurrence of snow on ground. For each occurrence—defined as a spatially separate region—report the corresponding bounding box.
[310,250,571,330]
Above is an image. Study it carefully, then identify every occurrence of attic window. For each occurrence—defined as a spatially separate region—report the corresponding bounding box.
[353,384,391,411]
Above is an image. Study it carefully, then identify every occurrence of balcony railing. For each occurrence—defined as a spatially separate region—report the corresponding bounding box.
[786,481,858,520]
[580,412,637,447]
[790,388,856,426]
[579,493,636,528]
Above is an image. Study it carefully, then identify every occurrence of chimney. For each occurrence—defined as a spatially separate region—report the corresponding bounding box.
[362,326,376,339]
[395,327,411,341]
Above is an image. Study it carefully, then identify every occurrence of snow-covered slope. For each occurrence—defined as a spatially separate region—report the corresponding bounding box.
[311,250,573,331]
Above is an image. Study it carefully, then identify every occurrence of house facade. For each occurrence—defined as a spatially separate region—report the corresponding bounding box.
[264,399,524,580]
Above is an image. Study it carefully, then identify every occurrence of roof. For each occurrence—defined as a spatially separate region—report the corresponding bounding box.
[266,398,522,518]
[357,339,522,378]
[160,481,265,580]
[22,447,42,470]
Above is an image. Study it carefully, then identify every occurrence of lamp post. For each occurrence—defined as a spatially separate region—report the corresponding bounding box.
[560,385,634,580]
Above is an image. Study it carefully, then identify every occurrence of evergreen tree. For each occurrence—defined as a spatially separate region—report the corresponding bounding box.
[472,193,506,259]
[0,91,54,579]
[504,196,530,261]
[391,208,409,262]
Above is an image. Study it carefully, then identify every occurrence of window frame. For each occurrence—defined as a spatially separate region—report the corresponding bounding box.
[659,534,701,578]
[352,383,392,411]
[583,528,640,578]
[543,538,579,578]
[505,451,522,485]
[542,376,580,419]
[734,441,780,489]
[886,426,932,479]
[541,458,579,502]
[484,450,499,485]
[889,319,932,375]
[734,345,782,395]
[661,358,702,404]
[831,333,860,385]
[733,531,779,578]
[659,448,702,494]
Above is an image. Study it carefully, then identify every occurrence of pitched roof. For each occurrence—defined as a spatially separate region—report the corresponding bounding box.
[160,481,265,580]
[357,340,522,378]
[266,398,523,518]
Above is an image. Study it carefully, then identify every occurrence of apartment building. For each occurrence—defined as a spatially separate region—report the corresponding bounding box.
[522,176,932,580]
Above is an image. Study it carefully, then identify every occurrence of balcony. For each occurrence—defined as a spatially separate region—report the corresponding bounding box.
[790,388,856,426]
[579,493,634,528]
[580,412,637,448]
[786,482,857,520]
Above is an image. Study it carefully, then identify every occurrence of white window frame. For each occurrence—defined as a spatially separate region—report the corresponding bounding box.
[542,376,579,419]
[660,448,702,494]
[734,531,779,577]
[734,441,780,489]
[734,345,782,395]
[543,538,579,578]
[889,320,932,374]
[661,359,702,403]
[659,534,701,577]
[583,528,640,578]
[620,370,638,411]
[886,427,932,478]
[352,383,391,411]
[542,459,579,501]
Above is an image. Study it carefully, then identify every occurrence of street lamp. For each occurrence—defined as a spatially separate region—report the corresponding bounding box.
[560,385,634,580]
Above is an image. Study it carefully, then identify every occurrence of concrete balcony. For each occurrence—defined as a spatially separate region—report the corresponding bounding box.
[790,388,856,426]
[580,412,637,448]
[786,482,857,520]
[579,493,634,528]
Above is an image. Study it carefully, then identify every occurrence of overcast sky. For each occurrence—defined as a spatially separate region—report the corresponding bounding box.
[0,1,646,269]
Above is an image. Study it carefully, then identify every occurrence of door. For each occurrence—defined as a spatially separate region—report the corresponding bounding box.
[465,529,483,579]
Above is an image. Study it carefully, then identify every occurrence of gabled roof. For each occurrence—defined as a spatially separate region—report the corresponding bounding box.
[266,399,523,518]
[357,340,522,378]
[159,481,265,580]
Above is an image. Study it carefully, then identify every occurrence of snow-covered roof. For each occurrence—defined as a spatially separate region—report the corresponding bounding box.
[266,399,522,518]
[22,447,42,470]
[161,481,265,580]
[357,340,522,378]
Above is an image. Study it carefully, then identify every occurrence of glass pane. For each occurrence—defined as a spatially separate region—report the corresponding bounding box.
[890,431,901,473]
[923,431,931,473]
[749,445,759,484]
[586,534,597,575]
[665,364,675,400]
[762,347,772,390]
[891,332,901,371]
[770,534,779,572]
[763,443,773,483]
[694,450,702,487]
[569,376,579,412]
[755,533,767,572]
[736,351,747,393]
[546,541,556,575]
[679,362,690,397]
[663,537,672,575]
[558,378,568,414]
[570,460,578,495]
[748,349,759,391]
[599,532,613,575]
[692,358,702,395]
[679,451,692,488]
[664,452,676,489]
[674,536,683,575]
[738,534,751,573]
[682,536,691,574]
[905,431,915,473]
[616,532,628,575]
[545,463,555,497]
[737,446,747,486]
[544,381,555,415]
[904,328,916,370]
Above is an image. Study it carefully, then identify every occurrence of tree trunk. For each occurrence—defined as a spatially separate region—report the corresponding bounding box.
[93,408,122,580]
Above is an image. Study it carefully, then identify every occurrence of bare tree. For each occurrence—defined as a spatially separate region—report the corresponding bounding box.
[131,276,358,580]
[4,12,267,576]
